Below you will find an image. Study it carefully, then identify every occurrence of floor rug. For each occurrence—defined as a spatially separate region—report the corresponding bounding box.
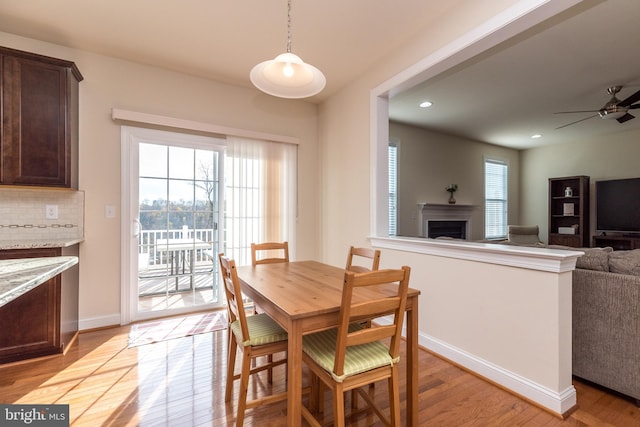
[128,311,227,348]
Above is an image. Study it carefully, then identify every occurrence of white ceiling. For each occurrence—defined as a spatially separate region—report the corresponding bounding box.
[0,0,463,99]
[0,0,638,150]
[389,0,640,149]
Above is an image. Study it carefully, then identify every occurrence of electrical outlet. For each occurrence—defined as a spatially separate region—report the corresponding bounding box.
[45,204,59,220]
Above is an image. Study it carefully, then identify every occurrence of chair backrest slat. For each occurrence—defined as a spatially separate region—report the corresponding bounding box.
[333,267,411,377]
[251,241,290,266]
[345,246,381,272]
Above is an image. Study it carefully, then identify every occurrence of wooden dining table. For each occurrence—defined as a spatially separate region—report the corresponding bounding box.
[235,260,420,426]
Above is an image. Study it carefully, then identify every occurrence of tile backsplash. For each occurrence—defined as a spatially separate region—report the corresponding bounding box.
[0,187,84,241]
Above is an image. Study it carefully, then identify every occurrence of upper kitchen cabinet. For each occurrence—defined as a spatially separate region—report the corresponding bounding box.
[1,46,83,188]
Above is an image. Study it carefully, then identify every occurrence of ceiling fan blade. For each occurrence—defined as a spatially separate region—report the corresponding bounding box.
[555,114,598,130]
[617,89,640,107]
[629,104,640,109]
[553,110,599,114]
[616,113,635,123]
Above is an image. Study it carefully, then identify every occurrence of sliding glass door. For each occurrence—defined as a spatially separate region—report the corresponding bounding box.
[122,127,225,322]
[121,127,297,324]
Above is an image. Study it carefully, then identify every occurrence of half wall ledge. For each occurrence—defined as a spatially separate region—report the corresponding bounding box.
[369,235,583,273]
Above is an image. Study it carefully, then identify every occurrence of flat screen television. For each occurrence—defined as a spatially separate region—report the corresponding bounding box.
[596,177,640,234]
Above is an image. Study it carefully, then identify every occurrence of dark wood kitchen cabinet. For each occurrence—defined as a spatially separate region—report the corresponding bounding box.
[0,246,79,364]
[1,46,83,188]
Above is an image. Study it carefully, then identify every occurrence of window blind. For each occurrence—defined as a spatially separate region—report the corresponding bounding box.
[388,143,398,236]
[485,159,508,239]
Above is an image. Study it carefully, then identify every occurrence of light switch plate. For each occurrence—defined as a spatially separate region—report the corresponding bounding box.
[45,204,59,219]
[105,205,116,219]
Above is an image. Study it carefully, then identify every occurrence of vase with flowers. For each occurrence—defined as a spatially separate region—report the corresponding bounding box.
[445,184,458,204]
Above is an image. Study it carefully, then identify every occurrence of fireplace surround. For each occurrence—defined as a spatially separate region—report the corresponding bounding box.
[417,203,476,240]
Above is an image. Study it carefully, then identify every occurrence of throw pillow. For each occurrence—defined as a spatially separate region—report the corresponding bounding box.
[608,249,640,276]
[548,245,612,271]
[575,247,613,271]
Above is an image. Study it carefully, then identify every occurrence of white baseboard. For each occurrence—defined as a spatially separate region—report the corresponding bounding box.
[79,313,121,331]
[422,334,576,415]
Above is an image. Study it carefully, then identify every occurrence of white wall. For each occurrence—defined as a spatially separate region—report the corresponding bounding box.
[520,127,640,243]
[0,31,321,328]
[318,0,580,415]
[390,122,520,239]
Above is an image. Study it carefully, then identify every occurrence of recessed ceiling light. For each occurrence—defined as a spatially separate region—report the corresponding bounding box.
[531,134,542,139]
[419,101,433,108]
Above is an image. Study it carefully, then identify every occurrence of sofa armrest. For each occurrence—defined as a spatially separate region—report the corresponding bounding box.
[572,268,640,400]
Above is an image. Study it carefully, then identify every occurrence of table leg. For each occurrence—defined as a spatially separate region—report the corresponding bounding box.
[287,320,303,426]
[406,297,419,425]
[169,251,179,291]
[188,249,194,290]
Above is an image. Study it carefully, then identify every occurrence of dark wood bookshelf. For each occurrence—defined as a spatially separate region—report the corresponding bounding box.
[548,176,589,247]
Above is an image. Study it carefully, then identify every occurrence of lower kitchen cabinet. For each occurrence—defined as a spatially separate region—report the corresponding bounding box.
[0,246,79,364]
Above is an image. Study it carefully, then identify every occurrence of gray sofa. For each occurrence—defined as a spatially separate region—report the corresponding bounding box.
[570,247,640,404]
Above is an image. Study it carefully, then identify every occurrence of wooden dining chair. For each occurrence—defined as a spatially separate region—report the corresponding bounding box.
[345,246,381,273]
[251,241,290,266]
[301,266,411,427]
[250,241,290,314]
[218,253,289,426]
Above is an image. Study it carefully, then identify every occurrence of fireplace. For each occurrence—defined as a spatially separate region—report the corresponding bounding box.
[428,220,467,239]
[417,203,476,240]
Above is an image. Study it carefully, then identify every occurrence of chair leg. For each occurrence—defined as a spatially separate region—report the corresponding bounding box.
[389,368,401,427]
[236,350,252,427]
[334,384,346,427]
[225,335,237,402]
[318,382,325,413]
[309,373,318,413]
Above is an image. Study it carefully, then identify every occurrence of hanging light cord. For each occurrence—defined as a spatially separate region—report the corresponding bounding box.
[286,0,292,53]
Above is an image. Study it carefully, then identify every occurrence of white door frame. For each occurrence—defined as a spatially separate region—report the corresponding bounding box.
[120,126,225,324]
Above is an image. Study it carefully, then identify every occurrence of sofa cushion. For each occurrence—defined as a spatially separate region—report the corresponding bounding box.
[608,249,640,276]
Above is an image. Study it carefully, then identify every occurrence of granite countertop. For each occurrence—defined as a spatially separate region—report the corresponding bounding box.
[0,238,83,250]
[0,256,78,308]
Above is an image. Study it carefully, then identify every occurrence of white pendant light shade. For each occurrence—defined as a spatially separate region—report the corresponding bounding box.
[250,52,326,99]
[250,0,326,99]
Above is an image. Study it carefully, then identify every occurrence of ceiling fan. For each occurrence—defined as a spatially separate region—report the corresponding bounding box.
[555,85,640,129]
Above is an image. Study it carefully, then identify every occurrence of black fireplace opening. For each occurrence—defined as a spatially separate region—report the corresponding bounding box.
[428,220,466,239]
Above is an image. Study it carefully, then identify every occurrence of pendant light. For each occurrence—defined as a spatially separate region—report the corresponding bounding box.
[250,0,326,99]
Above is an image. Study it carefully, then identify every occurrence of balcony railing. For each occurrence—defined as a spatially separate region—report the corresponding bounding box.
[138,227,219,297]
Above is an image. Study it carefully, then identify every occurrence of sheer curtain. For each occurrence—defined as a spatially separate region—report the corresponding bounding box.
[224,136,297,265]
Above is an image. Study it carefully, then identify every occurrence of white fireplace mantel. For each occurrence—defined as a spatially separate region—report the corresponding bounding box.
[417,203,477,239]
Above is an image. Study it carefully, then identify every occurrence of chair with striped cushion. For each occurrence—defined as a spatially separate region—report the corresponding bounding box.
[345,246,381,273]
[301,266,411,427]
[219,253,288,427]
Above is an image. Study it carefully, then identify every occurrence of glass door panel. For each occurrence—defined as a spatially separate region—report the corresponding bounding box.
[136,141,223,318]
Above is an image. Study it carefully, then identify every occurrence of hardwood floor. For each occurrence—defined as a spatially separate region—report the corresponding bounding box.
[0,317,638,426]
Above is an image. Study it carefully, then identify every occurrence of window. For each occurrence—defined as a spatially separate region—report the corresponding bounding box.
[485,159,508,239]
[388,141,398,236]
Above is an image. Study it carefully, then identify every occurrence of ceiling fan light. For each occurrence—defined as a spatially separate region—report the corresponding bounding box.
[598,109,627,120]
